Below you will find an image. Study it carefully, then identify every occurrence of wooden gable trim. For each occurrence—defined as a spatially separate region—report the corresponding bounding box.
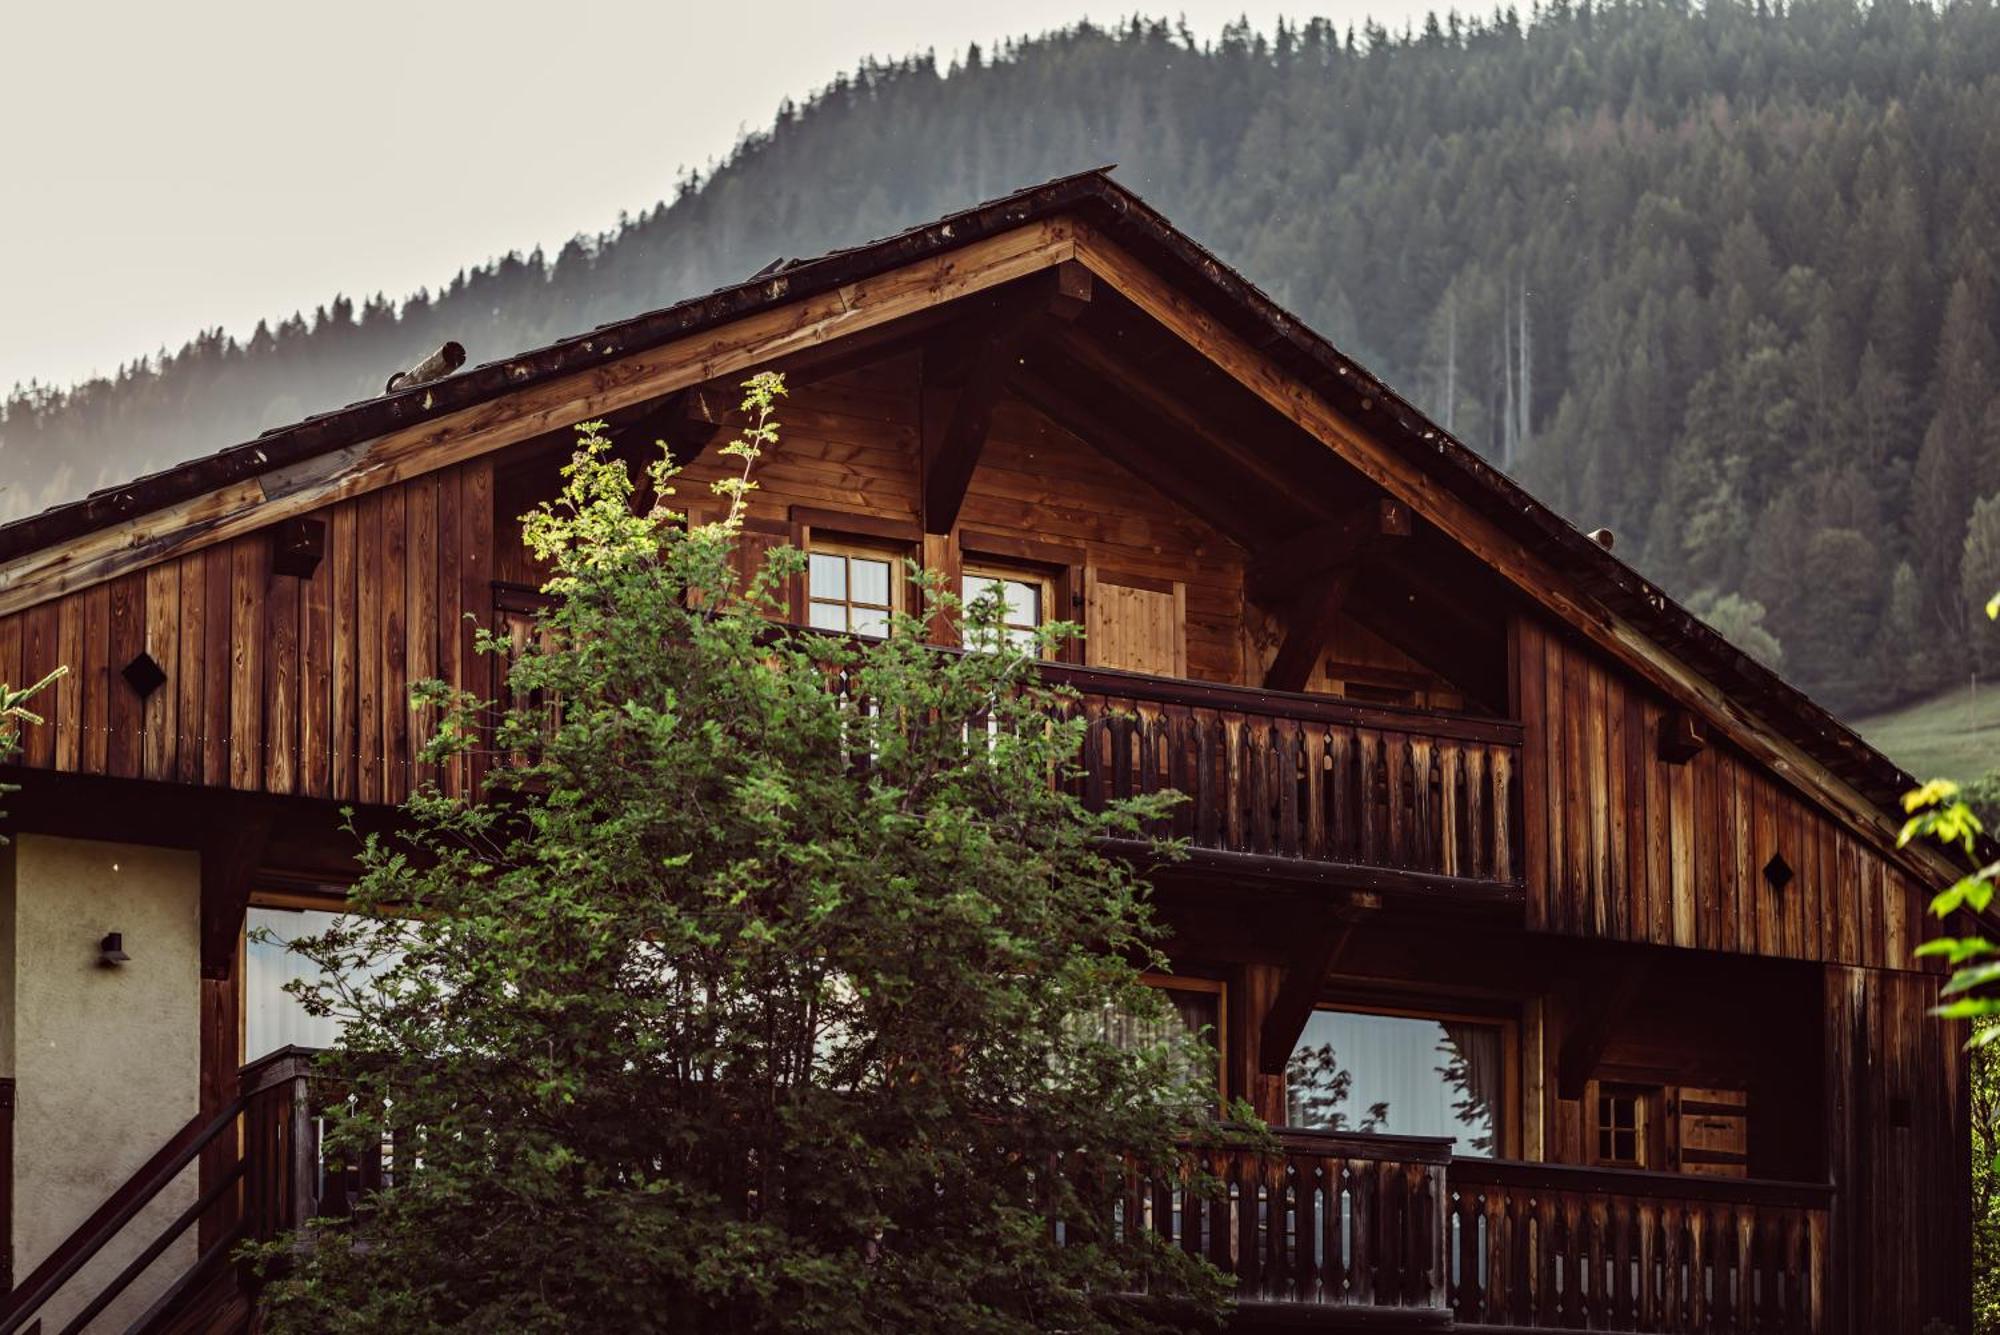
[1066,221,1954,888]
[0,218,1077,620]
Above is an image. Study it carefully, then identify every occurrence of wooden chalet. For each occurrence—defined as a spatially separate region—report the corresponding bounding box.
[0,170,1973,1332]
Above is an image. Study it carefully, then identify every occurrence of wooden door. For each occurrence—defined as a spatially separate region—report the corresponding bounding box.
[1084,569,1186,677]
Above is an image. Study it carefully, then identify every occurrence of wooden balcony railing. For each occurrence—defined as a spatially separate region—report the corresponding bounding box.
[1133,1130,1453,1317]
[489,585,1524,891]
[1049,662,1521,888]
[1445,1159,1831,1333]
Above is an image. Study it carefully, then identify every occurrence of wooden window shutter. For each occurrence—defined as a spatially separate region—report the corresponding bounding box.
[1084,569,1186,678]
[1672,1086,1750,1177]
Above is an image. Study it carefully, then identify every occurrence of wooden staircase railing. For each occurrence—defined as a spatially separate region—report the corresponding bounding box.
[0,1047,316,1335]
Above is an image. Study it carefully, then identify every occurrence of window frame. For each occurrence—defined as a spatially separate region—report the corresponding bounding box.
[1140,972,1228,1115]
[1591,1081,1664,1170]
[1286,995,1521,1156]
[806,537,909,639]
[959,562,1056,658]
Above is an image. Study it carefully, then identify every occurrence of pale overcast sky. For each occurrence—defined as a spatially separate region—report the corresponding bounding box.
[1,1,1441,397]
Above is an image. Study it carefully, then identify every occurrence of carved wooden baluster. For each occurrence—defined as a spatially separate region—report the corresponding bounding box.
[1466,745,1491,882]
[1491,745,1515,881]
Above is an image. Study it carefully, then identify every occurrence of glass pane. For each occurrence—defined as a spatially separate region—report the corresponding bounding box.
[1093,984,1221,1098]
[1286,1009,1503,1155]
[809,600,847,632]
[245,906,403,1062]
[851,607,889,638]
[1002,580,1039,626]
[809,552,846,601]
[850,557,891,607]
[961,574,1003,606]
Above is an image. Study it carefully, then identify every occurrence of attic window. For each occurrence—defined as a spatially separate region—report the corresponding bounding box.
[1763,853,1793,893]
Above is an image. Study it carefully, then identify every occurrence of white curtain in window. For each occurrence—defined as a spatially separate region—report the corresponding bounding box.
[244,907,401,1061]
[1285,1009,1502,1155]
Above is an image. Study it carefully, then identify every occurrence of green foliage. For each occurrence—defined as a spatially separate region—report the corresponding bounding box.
[254,375,1240,1333]
[0,666,64,842]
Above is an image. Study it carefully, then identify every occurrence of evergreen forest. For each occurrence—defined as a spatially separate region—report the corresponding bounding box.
[8,0,2000,718]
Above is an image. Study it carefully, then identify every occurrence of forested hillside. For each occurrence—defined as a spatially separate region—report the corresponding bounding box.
[8,1,2000,716]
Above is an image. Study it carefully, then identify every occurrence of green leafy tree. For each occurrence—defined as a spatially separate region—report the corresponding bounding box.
[0,666,64,841]
[256,374,1237,1333]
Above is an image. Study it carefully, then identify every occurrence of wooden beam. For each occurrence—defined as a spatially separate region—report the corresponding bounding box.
[621,385,727,468]
[922,264,1094,535]
[1248,497,1412,607]
[1264,571,1357,693]
[1258,916,1358,1075]
[200,798,274,981]
[1556,959,1651,1099]
[1258,498,1412,692]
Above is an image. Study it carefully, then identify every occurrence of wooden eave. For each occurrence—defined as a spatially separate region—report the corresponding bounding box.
[0,168,1963,890]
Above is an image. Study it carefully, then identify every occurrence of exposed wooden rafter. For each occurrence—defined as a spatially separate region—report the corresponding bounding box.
[922,262,1093,535]
[1249,497,1413,607]
[1008,358,1264,541]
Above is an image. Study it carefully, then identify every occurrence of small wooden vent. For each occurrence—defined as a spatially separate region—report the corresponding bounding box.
[273,517,327,578]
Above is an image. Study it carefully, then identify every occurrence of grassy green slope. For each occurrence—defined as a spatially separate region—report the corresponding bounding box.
[1853,684,2000,783]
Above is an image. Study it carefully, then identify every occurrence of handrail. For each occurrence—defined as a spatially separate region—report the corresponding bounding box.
[0,1093,246,1335]
[1449,1155,1835,1210]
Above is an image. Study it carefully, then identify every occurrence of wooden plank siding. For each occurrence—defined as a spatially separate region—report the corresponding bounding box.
[1516,618,1938,971]
[1823,966,1971,1335]
[0,462,495,805]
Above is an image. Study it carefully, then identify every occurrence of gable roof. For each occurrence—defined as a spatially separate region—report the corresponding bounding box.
[0,168,1946,872]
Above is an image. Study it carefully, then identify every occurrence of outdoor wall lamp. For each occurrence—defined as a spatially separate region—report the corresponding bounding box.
[99,932,130,966]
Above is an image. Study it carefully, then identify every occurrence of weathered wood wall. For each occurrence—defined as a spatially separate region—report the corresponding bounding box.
[1823,966,1970,1335]
[1515,617,1933,971]
[0,460,495,805]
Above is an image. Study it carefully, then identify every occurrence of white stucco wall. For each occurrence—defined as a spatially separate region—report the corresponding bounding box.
[3,834,201,1333]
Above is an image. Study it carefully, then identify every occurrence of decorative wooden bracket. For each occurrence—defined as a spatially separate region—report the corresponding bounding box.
[199,800,275,982]
[1257,498,1412,692]
[922,263,1092,536]
[1257,915,1359,1075]
[1555,959,1651,1100]
[1658,707,1708,764]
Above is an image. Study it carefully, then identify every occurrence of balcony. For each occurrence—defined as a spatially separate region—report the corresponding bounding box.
[490,586,1525,900]
[218,1055,1826,1333]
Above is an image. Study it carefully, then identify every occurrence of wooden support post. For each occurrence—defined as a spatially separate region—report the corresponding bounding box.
[1258,917,1358,1076]
[922,263,1092,536]
[1555,959,1652,1100]
[1263,571,1357,694]
[200,800,274,983]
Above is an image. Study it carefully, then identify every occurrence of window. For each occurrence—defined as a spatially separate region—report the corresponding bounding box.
[244,905,403,1062]
[1595,1084,1657,1168]
[961,566,1048,653]
[1089,974,1226,1111]
[1285,1006,1511,1156]
[808,543,899,637]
